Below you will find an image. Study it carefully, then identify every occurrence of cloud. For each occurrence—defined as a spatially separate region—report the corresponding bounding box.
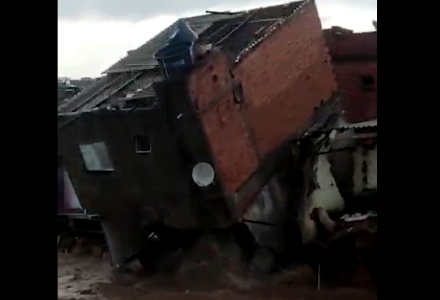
[58,0,377,78]
[58,16,177,77]
[58,0,377,22]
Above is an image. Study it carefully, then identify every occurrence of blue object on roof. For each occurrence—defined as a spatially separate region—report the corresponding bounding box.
[154,19,198,77]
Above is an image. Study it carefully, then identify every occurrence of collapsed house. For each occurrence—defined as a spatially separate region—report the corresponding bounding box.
[241,28,377,272]
[58,0,377,276]
[296,34,377,284]
[58,0,335,222]
[297,27,377,243]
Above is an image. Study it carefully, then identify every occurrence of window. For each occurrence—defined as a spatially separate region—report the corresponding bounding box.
[79,142,114,172]
[232,82,244,104]
[135,135,151,154]
[361,75,375,91]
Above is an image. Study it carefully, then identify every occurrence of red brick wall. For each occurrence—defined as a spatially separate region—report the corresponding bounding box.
[324,29,377,123]
[333,61,377,123]
[324,30,377,60]
[189,0,336,194]
[189,53,259,194]
[235,2,336,156]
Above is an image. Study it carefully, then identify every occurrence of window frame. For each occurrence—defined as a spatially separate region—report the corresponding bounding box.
[360,75,375,91]
[79,142,114,172]
[135,135,152,154]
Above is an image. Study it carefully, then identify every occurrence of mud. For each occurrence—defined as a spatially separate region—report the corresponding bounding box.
[58,253,376,300]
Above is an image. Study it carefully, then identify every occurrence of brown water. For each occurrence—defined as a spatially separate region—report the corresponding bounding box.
[58,253,376,300]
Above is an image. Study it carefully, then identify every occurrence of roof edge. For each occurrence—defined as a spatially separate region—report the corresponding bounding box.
[101,20,180,75]
[235,0,311,63]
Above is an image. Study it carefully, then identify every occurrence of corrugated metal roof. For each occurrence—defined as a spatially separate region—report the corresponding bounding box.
[103,1,305,74]
[337,119,377,130]
[103,14,239,74]
[58,76,111,113]
[59,1,307,114]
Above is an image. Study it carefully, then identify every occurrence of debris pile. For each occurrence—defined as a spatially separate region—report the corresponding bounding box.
[309,208,377,288]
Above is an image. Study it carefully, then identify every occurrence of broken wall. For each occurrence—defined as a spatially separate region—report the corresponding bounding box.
[300,154,345,243]
[300,142,377,244]
[353,144,377,194]
[243,178,290,253]
[188,0,337,196]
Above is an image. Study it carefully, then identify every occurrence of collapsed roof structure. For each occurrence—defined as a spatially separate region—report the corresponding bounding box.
[57,1,311,114]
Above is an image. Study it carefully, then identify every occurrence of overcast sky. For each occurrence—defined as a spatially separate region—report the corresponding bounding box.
[58,0,377,78]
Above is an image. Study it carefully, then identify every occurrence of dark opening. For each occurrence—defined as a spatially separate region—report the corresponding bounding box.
[122,97,156,109]
[212,74,218,82]
[361,75,375,90]
[258,196,265,211]
[233,82,244,104]
[135,135,151,154]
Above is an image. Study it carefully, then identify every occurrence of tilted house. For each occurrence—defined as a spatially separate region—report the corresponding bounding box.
[57,1,338,263]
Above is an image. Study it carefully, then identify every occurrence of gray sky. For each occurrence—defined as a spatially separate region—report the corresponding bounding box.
[58,0,376,22]
[58,0,377,78]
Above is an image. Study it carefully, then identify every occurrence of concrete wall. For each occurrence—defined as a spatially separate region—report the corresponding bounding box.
[58,77,239,230]
[353,145,377,194]
[300,154,344,244]
[58,107,223,229]
[243,179,289,252]
[300,143,377,243]
[58,109,181,213]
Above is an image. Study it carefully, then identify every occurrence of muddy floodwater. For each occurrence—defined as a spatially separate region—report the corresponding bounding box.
[58,253,376,300]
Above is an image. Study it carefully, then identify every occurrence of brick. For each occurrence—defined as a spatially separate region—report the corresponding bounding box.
[235,1,336,156]
[333,61,377,123]
[189,52,259,194]
[325,29,377,61]
[324,29,377,123]
[188,0,336,195]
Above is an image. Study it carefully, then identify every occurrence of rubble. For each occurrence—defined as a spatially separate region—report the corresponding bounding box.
[307,207,377,288]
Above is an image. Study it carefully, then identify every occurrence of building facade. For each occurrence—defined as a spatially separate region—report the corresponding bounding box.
[324,27,377,123]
